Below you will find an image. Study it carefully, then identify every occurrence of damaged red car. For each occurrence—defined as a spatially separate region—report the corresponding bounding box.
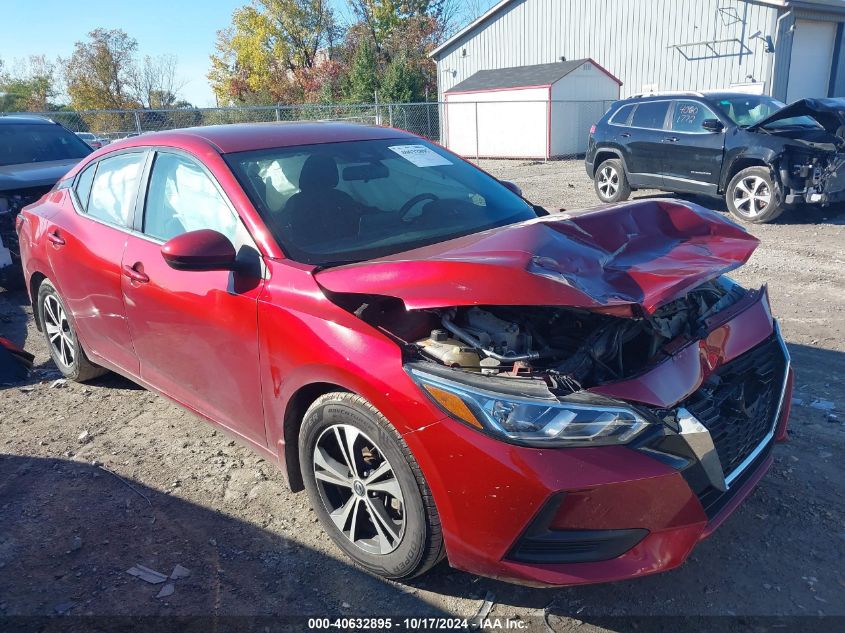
[17,123,793,586]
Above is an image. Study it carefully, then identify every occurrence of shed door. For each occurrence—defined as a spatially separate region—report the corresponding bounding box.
[787,20,837,102]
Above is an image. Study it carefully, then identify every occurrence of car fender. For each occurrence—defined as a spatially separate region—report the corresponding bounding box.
[590,147,629,179]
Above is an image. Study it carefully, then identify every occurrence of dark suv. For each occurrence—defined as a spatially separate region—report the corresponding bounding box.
[585,92,845,223]
[0,115,91,288]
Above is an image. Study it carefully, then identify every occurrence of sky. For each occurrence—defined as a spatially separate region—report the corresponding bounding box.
[2,0,498,108]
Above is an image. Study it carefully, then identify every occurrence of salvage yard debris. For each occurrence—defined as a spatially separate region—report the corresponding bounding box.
[0,336,33,384]
[127,563,192,599]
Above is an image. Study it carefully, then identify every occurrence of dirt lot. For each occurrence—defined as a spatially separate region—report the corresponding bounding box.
[1,159,844,631]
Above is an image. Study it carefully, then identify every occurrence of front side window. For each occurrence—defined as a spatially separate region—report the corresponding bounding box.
[86,152,146,228]
[225,139,537,265]
[143,152,239,243]
[671,100,719,133]
[631,101,670,130]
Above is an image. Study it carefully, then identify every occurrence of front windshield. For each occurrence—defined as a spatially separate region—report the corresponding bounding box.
[226,138,537,265]
[713,95,821,129]
[0,123,93,167]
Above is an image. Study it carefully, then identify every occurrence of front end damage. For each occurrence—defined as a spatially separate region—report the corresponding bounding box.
[316,200,792,583]
[751,97,845,206]
[0,187,49,288]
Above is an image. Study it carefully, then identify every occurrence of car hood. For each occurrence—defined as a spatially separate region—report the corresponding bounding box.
[0,158,80,192]
[748,97,845,133]
[314,200,759,315]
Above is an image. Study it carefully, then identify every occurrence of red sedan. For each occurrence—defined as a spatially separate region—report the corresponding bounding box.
[16,123,792,586]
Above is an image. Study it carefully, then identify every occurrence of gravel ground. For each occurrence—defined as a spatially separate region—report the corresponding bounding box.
[1,159,844,631]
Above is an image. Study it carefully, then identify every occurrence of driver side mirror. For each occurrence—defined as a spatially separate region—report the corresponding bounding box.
[702,118,724,133]
[500,180,523,197]
[161,229,238,272]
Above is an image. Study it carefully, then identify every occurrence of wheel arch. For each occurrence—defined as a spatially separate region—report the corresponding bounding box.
[592,149,627,178]
[28,271,48,332]
[721,155,775,193]
[282,381,350,492]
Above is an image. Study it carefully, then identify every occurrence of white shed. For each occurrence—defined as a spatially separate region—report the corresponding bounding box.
[444,58,621,159]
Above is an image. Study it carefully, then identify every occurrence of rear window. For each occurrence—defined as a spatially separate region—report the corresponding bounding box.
[0,123,92,167]
[609,104,635,125]
[631,102,670,130]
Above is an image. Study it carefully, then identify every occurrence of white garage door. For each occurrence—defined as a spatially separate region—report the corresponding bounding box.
[787,19,837,102]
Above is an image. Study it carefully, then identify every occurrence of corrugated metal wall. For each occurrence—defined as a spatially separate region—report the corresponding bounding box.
[435,0,781,99]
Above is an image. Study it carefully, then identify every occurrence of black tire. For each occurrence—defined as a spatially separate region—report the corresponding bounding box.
[36,279,107,382]
[726,166,786,223]
[593,158,631,203]
[299,392,445,580]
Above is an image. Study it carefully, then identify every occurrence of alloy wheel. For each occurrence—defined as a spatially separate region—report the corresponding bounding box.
[43,294,75,367]
[312,424,405,555]
[597,165,619,199]
[733,175,771,217]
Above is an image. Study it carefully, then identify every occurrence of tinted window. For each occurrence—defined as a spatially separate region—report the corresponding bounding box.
[86,153,145,227]
[672,100,719,133]
[0,123,92,167]
[226,138,536,266]
[631,101,670,129]
[74,163,96,209]
[609,104,634,125]
[144,152,239,243]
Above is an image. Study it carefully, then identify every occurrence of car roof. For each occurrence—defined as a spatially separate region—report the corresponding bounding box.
[0,114,57,125]
[112,121,416,154]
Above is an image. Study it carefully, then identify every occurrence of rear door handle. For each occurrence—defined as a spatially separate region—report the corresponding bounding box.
[47,230,65,246]
[663,136,679,143]
[122,263,150,284]
[620,132,631,138]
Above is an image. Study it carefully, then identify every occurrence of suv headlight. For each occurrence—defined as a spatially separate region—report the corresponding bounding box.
[409,368,649,447]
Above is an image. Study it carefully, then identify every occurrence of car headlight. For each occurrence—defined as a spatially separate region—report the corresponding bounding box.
[408,367,649,447]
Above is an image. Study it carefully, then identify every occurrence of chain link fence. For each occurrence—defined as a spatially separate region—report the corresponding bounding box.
[6,99,614,159]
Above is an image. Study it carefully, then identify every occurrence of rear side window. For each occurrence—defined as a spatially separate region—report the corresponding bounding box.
[74,163,96,209]
[143,152,239,243]
[86,152,146,228]
[609,104,635,125]
[672,100,719,133]
[631,101,670,130]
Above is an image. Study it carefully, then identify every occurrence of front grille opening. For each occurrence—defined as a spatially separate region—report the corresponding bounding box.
[683,334,786,477]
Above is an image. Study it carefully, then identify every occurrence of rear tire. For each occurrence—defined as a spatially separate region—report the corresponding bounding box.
[37,279,107,382]
[726,166,786,223]
[593,158,631,203]
[299,392,445,580]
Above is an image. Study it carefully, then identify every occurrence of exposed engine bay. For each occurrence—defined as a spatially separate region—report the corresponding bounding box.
[348,276,748,396]
[776,145,845,205]
[0,187,49,285]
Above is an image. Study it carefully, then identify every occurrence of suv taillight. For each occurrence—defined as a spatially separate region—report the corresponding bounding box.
[589,124,597,136]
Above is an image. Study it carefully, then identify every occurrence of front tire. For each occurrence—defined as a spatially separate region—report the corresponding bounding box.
[299,392,445,580]
[37,279,106,382]
[593,158,631,203]
[726,166,786,223]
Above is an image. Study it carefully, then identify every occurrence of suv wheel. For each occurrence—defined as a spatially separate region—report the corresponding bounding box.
[299,392,445,580]
[594,158,631,203]
[726,166,786,223]
[37,279,107,382]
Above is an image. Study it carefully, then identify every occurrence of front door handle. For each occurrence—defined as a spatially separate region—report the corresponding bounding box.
[122,263,150,284]
[663,136,679,143]
[620,132,631,138]
[47,230,65,246]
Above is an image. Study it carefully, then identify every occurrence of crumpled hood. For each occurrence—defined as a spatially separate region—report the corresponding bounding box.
[315,200,759,315]
[749,97,845,133]
[0,158,80,192]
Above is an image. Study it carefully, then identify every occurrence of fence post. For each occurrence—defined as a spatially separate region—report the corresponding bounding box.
[388,103,394,128]
[134,111,142,134]
[275,104,281,121]
[475,102,480,163]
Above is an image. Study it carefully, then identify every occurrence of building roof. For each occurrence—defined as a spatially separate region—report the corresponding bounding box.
[446,58,622,93]
[429,0,845,60]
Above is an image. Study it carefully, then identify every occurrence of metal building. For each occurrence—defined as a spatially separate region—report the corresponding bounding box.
[430,0,845,103]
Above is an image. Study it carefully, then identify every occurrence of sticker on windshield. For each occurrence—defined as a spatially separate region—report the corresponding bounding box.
[388,145,452,167]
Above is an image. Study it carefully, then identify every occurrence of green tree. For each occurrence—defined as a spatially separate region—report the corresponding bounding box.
[0,55,61,112]
[346,39,378,103]
[64,29,140,111]
[380,52,424,102]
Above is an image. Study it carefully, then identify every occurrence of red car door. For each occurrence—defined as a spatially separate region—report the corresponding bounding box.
[46,150,148,375]
[120,150,267,446]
